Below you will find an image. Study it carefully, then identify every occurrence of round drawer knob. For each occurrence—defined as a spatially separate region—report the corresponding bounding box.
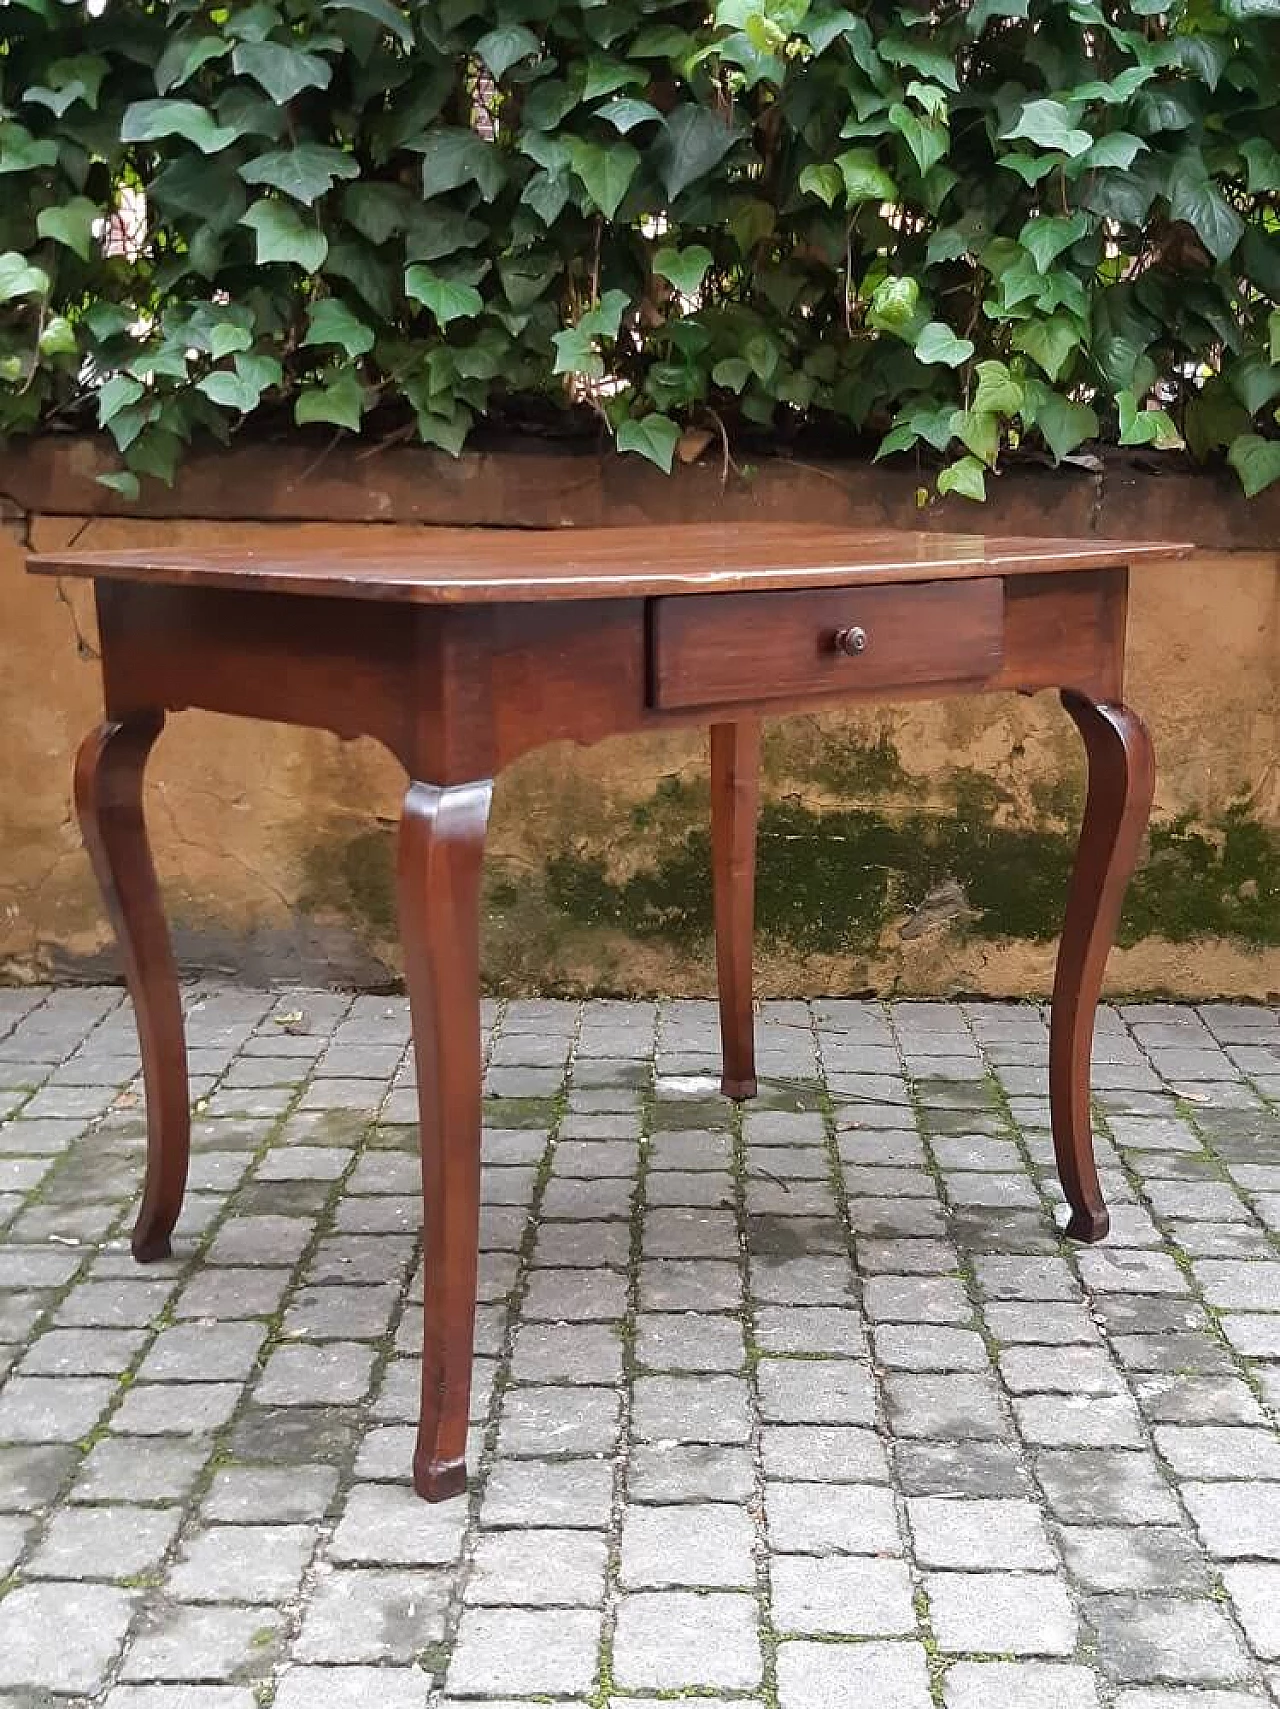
[835,625,869,657]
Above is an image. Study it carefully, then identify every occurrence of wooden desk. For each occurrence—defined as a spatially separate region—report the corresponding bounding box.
[29,523,1189,1501]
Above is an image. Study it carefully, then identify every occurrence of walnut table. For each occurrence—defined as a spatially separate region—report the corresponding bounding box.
[28,522,1189,1500]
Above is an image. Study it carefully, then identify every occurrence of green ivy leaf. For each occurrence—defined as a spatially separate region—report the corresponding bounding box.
[1166,158,1246,263]
[405,264,484,327]
[836,147,897,204]
[915,321,974,368]
[653,245,714,297]
[417,128,506,202]
[616,412,681,472]
[799,164,843,206]
[475,25,540,80]
[96,373,146,427]
[949,406,1001,464]
[35,197,99,262]
[888,103,947,177]
[1022,381,1098,462]
[1079,133,1145,171]
[712,357,752,392]
[0,122,59,173]
[596,97,662,133]
[197,351,283,411]
[566,138,641,218]
[972,359,1023,415]
[1002,98,1092,157]
[1227,433,1280,497]
[241,145,360,205]
[1018,212,1089,274]
[154,35,232,94]
[1227,353,1280,416]
[96,470,141,500]
[305,297,375,356]
[241,199,330,271]
[967,0,1030,30]
[551,326,604,379]
[38,315,77,358]
[231,41,334,104]
[121,99,238,154]
[1011,315,1081,381]
[937,455,987,501]
[656,105,738,200]
[1117,389,1183,449]
[0,251,51,302]
[879,32,959,93]
[323,0,413,49]
[295,368,366,431]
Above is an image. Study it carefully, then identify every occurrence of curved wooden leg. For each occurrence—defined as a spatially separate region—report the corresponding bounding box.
[75,715,190,1263]
[398,778,493,1502]
[712,720,760,1102]
[1051,694,1155,1243]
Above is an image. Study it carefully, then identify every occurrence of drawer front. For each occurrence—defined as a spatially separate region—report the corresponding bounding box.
[649,578,1004,711]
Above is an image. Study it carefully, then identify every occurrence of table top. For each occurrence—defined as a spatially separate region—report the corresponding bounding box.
[28,523,1191,605]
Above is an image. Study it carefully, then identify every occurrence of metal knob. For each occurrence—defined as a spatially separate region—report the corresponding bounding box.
[835,625,868,657]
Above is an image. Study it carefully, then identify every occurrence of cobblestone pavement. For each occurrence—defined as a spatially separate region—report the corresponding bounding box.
[0,985,1278,1707]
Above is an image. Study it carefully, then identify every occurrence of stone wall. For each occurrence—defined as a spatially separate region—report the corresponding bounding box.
[1,440,1276,998]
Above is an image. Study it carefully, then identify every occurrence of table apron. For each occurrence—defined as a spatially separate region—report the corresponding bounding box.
[94,565,1128,781]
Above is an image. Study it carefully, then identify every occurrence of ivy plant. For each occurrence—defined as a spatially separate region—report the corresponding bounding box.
[0,0,1276,495]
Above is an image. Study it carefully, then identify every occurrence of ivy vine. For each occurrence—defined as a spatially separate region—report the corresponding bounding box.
[0,0,1277,495]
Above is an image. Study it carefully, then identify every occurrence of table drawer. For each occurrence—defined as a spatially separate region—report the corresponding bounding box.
[649,577,1004,711]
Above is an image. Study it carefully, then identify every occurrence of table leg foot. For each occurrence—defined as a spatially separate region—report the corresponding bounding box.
[1064,1205,1111,1244]
[75,715,190,1266]
[1050,693,1155,1247]
[399,777,492,1504]
[131,1228,174,1264]
[413,1452,468,1503]
[720,1075,759,1102]
[712,721,760,1104]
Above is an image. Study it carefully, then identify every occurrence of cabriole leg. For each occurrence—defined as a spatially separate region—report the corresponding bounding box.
[75,715,190,1263]
[398,778,493,1501]
[1050,693,1155,1243]
[711,720,760,1101]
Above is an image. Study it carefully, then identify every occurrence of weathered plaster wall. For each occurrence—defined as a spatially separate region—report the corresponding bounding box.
[2,444,1277,998]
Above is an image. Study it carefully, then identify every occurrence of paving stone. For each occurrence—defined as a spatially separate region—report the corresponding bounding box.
[468,1527,610,1604]
[0,1374,115,1441]
[294,1567,450,1661]
[627,1442,756,1503]
[1057,1524,1211,1593]
[1014,1393,1145,1448]
[614,1501,753,1589]
[612,1590,762,1691]
[446,1607,601,1695]
[943,1661,1103,1709]
[896,1439,1031,1497]
[480,1456,614,1529]
[167,1524,318,1601]
[875,1325,990,1371]
[139,1322,267,1383]
[203,1464,339,1522]
[632,1374,751,1443]
[329,1483,466,1565]
[104,1690,259,1709]
[927,1570,1078,1655]
[776,1639,932,1709]
[1085,1594,1251,1683]
[756,1357,876,1424]
[112,1382,242,1436]
[765,1480,900,1554]
[1183,1482,1280,1560]
[28,1503,183,1580]
[1223,1563,1280,1659]
[120,1603,284,1683]
[772,1554,915,1635]
[1035,1450,1183,1524]
[273,1666,428,1708]
[761,1424,890,1484]
[634,1312,744,1372]
[255,1343,375,1406]
[907,1496,1055,1569]
[0,1581,135,1692]
[885,1372,1010,1439]
[499,1383,621,1455]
